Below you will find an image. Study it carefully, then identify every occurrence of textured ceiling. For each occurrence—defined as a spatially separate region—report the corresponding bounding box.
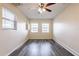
[16,3,69,19]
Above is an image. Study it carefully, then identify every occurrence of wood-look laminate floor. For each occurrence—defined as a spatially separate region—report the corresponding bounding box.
[10,39,74,56]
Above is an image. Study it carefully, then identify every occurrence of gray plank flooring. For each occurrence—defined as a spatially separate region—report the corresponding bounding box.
[9,39,74,56]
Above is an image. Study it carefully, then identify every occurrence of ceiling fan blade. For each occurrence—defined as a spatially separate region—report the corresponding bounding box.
[45,8,52,12]
[46,3,56,7]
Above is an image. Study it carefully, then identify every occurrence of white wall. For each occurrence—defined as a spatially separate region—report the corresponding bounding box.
[53,4,79,55]
[0,4,2,29]
[29,19,53,39]
[0,4,29,55]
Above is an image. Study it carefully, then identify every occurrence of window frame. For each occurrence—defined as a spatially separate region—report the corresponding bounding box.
[42,23,49,33]
[31,23,38,33]
[2,8,17,30]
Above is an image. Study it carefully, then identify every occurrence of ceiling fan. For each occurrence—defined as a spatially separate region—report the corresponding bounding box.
[12,3,56,13]
[38,3,56,13]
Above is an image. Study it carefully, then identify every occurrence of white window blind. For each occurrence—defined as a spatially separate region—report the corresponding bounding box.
[2,8,16,29]
[42,23,49,32]
[31,23,38,32]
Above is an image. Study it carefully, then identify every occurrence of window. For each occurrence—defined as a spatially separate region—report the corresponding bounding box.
[42,23,49,32]
[2,8,16,29]
[31,23,38,32]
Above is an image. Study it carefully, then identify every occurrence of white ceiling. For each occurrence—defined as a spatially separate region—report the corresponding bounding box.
[16,3,69,19]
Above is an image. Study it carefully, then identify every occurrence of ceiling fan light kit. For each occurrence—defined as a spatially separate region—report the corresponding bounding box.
[38,7,46,13]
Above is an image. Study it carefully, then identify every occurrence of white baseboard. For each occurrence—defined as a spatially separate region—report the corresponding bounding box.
[53,39,79,56]
[6,38,29,56]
